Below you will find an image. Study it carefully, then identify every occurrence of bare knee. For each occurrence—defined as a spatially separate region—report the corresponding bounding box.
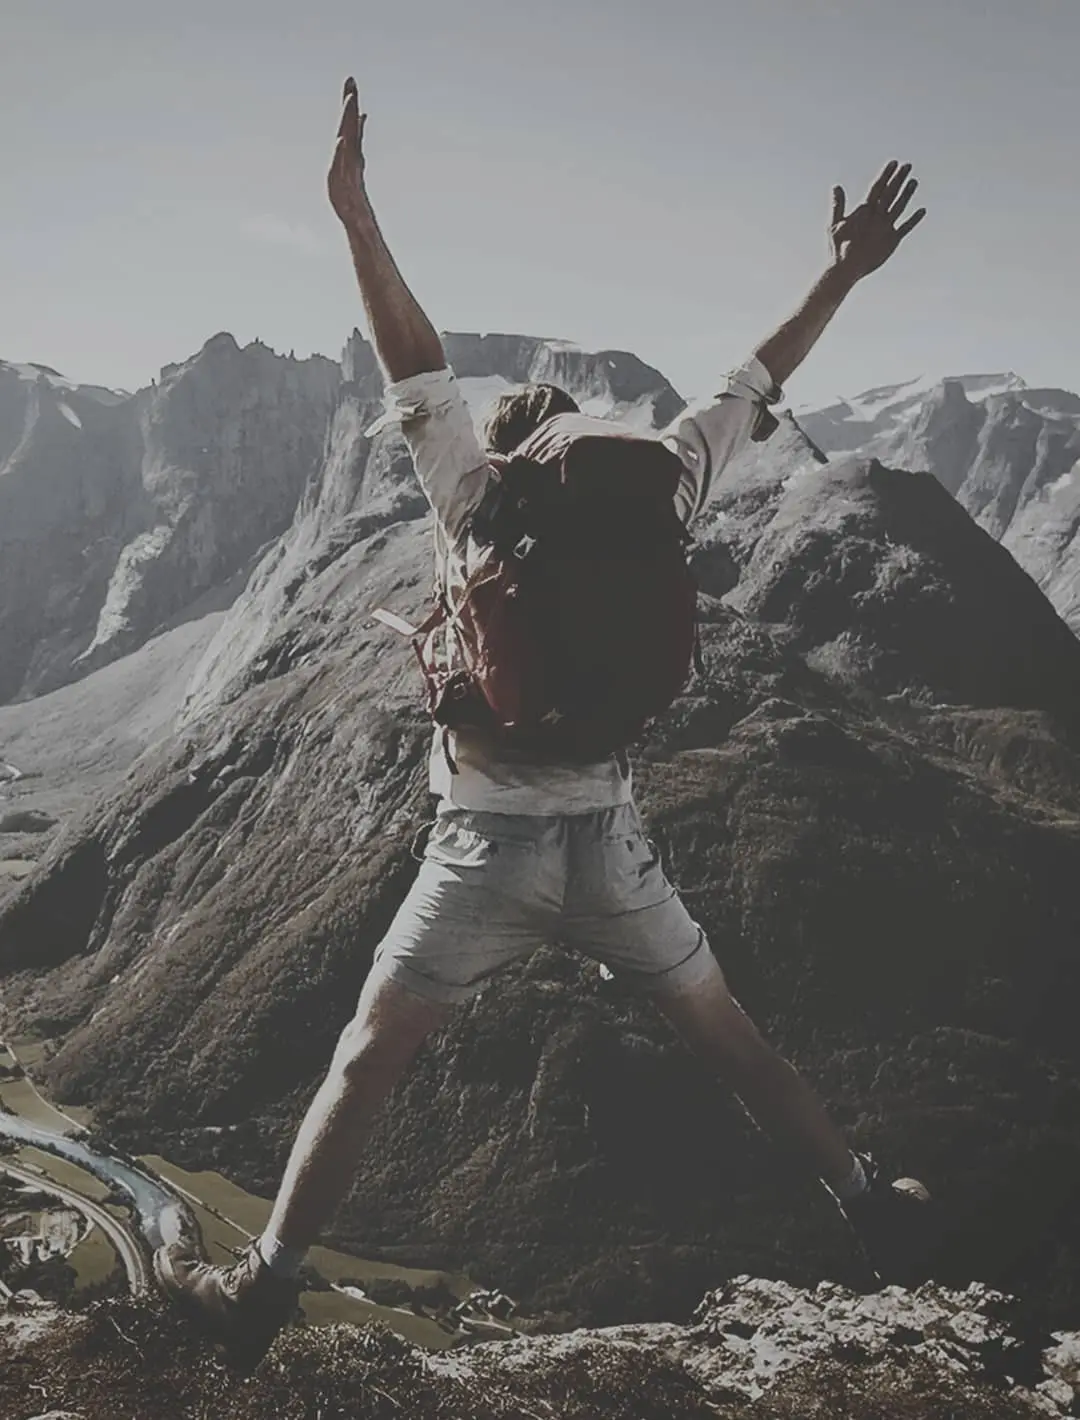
[331,977,451,1085]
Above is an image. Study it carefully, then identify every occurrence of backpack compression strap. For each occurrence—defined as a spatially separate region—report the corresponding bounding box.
[512,413,679,468]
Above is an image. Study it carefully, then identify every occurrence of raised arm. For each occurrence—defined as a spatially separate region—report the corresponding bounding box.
[753,161,927,389]
[327,78,445,383]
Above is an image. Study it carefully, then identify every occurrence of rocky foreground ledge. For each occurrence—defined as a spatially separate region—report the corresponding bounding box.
[2,1277,1078,1419]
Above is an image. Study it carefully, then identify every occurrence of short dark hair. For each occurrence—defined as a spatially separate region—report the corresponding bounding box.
[482,383,580,455]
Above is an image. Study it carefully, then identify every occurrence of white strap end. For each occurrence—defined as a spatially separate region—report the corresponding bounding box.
[372,607,419,637]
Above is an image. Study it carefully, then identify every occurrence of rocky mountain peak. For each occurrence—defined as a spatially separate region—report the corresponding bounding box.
[798,371,1080,634]
[157,329,338,392]
[340,327,380,386]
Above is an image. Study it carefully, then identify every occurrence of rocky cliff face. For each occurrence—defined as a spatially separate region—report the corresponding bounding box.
[799,374,1080,633]
[0,341,340,703]
[3,1278,1079,1417]
[2,331,1079,1345]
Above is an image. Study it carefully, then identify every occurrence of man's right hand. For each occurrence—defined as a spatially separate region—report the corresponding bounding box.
[328,77,370,229]
[828,161,926,284]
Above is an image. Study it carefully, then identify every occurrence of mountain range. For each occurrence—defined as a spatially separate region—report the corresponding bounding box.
[3,346,1078,718]
[1,332,1079,1407]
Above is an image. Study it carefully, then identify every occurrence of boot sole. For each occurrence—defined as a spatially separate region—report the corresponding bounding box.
[850,1179,938,1289]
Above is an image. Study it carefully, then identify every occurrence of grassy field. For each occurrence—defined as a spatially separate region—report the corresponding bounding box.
[68,1222,124,1291]
[13,1147,112,1203]
[0,1074,84,1135]
[8,1038,49,1071]
[0,1039,93,1135]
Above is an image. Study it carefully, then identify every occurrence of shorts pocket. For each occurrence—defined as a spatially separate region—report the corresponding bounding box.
[623,831,661,878]
[423,818,500,869]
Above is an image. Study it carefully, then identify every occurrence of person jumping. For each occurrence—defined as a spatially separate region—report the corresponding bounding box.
[155,77,931,1366]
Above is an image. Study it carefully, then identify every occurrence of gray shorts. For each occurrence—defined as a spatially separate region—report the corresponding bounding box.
[368,802,720,1005]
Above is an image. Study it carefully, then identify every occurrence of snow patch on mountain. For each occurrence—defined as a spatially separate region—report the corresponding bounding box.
[2,360,81,390]
[799,372,1026,418]
[77,526,176,664]
[1045,466,1077,499]
[0,359,128,405]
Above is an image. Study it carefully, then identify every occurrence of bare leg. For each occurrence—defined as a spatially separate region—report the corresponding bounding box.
[152,969,457,1358]
[654,962,854,1189]
[265,972,453,1249]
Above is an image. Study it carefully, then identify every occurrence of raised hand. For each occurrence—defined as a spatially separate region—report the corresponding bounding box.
[829,161,927,281]
[328,77,370,229]
[323,75,446,382]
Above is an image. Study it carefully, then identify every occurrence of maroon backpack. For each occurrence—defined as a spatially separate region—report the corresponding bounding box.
[379,414,700,763]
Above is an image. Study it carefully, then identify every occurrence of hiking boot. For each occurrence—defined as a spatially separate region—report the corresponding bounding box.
[838,1155,937,1288]
[154,1239,301,1368]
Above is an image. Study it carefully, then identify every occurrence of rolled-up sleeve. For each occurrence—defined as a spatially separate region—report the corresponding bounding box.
[662,355,784,524]
[365,368,491,546]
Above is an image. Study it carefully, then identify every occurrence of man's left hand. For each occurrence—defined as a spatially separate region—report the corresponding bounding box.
[829,161,927,282]
[328,77,371,231]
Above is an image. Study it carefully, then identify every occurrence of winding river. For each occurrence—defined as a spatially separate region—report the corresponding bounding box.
[0,1109,190,1252]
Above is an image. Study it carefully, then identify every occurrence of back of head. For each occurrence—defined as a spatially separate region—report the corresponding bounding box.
[482,383,580,455]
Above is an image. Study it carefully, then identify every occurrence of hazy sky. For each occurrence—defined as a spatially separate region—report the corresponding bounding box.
[2,0,1077,406]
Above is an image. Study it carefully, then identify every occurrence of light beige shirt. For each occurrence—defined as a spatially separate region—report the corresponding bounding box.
[372,357,780,813]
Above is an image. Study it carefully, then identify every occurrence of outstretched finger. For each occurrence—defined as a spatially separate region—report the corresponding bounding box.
[867,160,899,208]
[830,185,846,226]
[883,162,913,209]
[338,76,360,147]
[896,207,927,239]
[889,177,919,220]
